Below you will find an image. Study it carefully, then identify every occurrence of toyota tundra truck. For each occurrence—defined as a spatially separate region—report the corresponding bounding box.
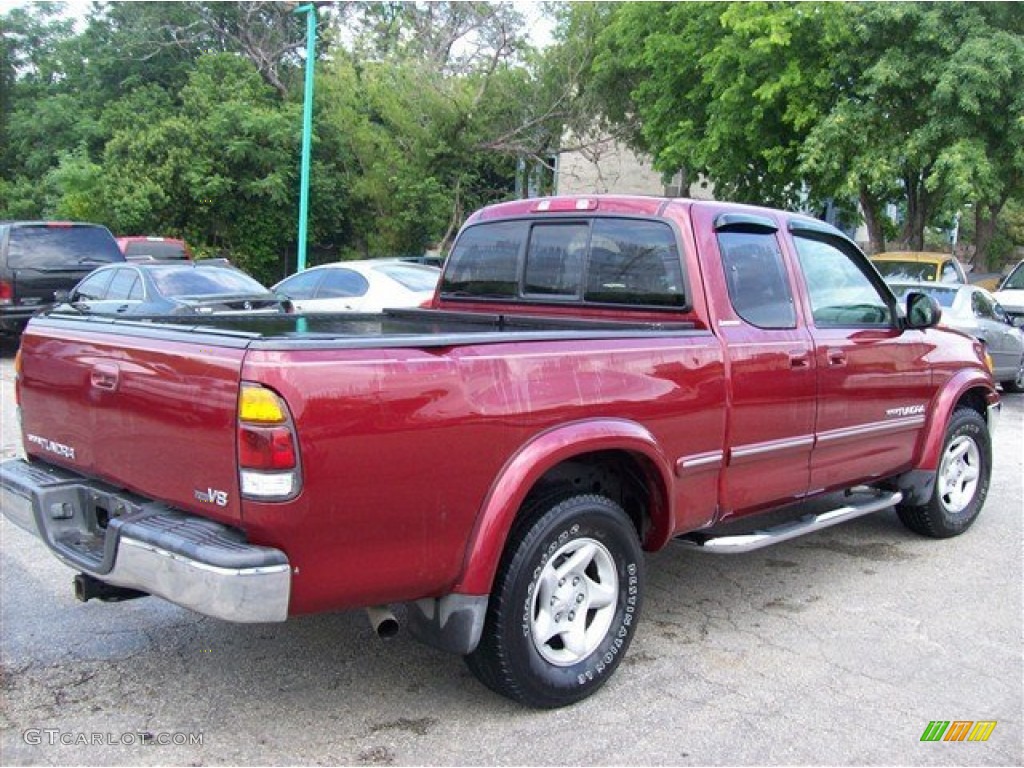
[0,196,1000,708]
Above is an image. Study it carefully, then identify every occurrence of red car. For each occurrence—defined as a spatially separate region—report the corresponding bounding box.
[115,235,192,261]
[2,195,1000,708]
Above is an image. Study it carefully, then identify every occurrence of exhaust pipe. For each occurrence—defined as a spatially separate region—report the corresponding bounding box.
[74,573,148,603]
[366,605,399,639]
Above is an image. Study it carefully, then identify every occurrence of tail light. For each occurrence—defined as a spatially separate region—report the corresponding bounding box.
[14,345,22,408]
[0,280,12,306]
[237,383,301,500]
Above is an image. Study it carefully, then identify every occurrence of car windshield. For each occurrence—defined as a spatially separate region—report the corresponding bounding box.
[1002,264,1024,290]
[124,240,188,259]
[373,263,440,292]
[873,260,938,282]
[889,284,958,308]
[149,266,268,297]
[7,225,122,268]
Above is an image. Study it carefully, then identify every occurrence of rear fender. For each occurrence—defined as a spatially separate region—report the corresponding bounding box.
[916,370,999,471]
[452,419,673,596]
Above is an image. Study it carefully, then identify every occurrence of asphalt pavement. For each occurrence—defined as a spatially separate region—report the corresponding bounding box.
[0,339,1020,766]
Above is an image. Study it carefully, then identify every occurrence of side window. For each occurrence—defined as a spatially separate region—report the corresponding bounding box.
[523,224,587,298]
[972,290,995,320]
[992,301,1010,325]
[73,270,114,300]
[277,269,323,299]
[940,261,961,284]
[583,219,685,307]
[106,269,140,300]
[717,231,796,329]
[128,276,144,300]
[317,269,369,298]
[794,235,892,327]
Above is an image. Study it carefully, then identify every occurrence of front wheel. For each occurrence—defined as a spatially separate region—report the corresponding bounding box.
[896,407,991,538]
[465,493,644,708]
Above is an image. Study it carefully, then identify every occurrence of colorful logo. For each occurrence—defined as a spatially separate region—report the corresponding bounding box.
[920,721,997,742]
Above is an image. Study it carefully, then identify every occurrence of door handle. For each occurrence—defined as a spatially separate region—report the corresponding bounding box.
[828,349,847,367]
[90,363,120,392]
[788,350,811,369]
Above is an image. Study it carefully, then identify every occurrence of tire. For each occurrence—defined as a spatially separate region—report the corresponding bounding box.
[1000,361,1024,393]
[896,407,991,538]
[465,493,644,708]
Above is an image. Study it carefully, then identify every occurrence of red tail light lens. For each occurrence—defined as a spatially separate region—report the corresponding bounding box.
[14,346,22,407]
[0,280,12,306]
[238,426,296,470]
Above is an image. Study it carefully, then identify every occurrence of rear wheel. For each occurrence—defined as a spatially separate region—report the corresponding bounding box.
[896,407,991,538]
[465,493,643,708]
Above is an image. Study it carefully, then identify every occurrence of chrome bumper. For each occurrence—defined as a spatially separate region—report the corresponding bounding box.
[0,458,290,623]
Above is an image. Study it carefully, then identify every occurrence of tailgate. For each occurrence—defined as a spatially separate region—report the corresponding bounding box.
[17,319,249,524]
[12,265,98,307]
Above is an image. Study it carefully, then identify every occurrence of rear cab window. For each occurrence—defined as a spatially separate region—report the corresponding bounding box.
[440,217,687,310]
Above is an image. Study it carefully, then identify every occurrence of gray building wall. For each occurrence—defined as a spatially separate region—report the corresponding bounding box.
[556,138,714,199]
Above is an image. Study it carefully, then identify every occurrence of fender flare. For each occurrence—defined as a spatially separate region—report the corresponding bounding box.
[452,418,674,596]
[915,369,999,471]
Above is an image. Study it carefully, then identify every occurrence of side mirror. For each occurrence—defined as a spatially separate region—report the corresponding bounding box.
[53,289,70,303]
[905,292,942,329]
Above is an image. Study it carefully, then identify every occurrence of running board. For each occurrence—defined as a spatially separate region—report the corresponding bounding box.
[675,490,903,554]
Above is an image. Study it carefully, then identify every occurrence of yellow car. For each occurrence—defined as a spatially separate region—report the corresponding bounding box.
[870,251,968,284]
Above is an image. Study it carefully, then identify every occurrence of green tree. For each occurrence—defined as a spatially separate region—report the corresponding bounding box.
[96,55,300,282]
[590,2,1024,264]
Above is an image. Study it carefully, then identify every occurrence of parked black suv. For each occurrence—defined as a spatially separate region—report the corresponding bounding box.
[0,221,125,335]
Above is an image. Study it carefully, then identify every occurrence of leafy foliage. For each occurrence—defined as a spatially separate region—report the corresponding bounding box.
[4,0,1020,276]
[1,1,574,282]
[590,1,1024,267]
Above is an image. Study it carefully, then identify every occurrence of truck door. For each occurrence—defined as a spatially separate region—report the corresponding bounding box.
[709,216,815,518]
[788,221,933,491]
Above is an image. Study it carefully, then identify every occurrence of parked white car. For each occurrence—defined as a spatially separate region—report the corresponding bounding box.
[273,259,440,313]
[993,259,1024,328]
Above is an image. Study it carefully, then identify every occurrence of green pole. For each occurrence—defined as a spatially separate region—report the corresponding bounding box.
[294,3,317,273]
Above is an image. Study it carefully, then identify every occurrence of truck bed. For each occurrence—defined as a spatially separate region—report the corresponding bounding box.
[20,307,724,614]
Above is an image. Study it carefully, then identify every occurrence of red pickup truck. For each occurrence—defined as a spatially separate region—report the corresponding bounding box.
[0,196,999,708]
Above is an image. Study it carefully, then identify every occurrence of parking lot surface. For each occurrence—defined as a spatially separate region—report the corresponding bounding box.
[0,341,1020,766]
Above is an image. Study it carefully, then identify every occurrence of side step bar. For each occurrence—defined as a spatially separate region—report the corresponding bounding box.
[676,490,903,554]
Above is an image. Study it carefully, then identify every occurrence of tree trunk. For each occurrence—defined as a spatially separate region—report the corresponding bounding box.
[858,186,886,254]
[900,172,928,251]
[973,201,1005,274]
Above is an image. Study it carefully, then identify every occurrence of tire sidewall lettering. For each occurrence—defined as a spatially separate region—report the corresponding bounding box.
[518,514,641,689]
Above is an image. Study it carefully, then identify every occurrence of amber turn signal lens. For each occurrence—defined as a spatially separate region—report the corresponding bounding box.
[238,384,287,423]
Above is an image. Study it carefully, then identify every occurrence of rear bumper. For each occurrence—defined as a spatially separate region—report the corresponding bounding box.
[0,458,290,622]
[0,305,42,333]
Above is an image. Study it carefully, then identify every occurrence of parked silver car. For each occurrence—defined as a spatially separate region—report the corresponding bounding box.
[890,282,1024,392]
